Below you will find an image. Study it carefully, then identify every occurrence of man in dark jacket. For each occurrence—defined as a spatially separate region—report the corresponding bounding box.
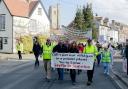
[53,40,67,80]
[33,41,41,67]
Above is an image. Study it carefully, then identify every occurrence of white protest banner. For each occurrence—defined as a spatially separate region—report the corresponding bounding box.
[51,53,94,70]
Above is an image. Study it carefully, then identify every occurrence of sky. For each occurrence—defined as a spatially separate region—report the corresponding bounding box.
[42,0,128,26]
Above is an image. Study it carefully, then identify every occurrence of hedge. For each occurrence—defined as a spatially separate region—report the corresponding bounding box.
[36,35,49,46]
[21,36,33,54]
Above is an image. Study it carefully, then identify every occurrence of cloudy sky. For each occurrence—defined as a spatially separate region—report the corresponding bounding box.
[92,0,128,24]
[42,0,128,26]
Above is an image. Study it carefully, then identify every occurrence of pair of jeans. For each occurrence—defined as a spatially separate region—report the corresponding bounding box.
[18,51,22,59]
[103,62,110,74]
[70,69,76,82]
[87,63,95,82]
[57,68,64,80]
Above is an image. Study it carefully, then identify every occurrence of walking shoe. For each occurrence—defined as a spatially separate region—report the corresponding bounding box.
[106,72,109,75]
[104,71,106,74]
[90,80,93,83]
[86,81,91,86]
[72,82,76,85]
[97,64,100,67]
[34,65,39,68]
[58,77,60,80]
[46,79,51,82]
[45,77,47,80]
[58,77,63,80]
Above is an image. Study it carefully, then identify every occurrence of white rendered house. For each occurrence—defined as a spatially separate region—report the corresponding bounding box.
[0,0,50,53]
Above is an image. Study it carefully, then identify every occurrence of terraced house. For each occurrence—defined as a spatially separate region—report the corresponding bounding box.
[0,0,50,53]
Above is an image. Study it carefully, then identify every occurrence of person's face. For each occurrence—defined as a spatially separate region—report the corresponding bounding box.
[79,44,82,47]
[72,42,76,47]
[88,41,92,45]
[47,39,51,44]
[35,42,38,45]
[65,41,69,45]
[18,41,20,44]
[58,41,62,45]
[104,48,107,51]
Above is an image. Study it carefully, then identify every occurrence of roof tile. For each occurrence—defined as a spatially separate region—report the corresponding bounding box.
[4,0,38,17]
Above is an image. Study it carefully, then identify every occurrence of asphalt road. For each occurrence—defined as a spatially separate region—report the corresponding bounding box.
[0,60,119,89]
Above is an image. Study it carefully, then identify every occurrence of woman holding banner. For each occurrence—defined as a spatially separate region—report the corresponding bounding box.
[69,41,79,85]
[53,40,67,80]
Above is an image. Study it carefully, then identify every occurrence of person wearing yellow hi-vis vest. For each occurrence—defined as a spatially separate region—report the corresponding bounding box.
[83,39,98,86]
[41,39,54,82]
[101,47,112,75]
[16,40,23,60]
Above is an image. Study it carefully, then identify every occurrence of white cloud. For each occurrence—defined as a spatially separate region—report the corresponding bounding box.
[90,0,128,24]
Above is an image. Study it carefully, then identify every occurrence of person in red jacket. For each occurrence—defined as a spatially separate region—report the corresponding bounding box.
[78,43,84,53]
[77,43,84,74]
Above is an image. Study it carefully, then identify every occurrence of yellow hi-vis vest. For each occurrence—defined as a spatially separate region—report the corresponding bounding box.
[16,43,23,52]
[101,51,111,63]
[42,44,53,60]
[83,45,98,61]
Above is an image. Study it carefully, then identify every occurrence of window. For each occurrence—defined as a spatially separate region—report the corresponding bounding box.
[3,37,8,44]
[38,8,42,15]
[0,37,3,50]
[0,14,5,31]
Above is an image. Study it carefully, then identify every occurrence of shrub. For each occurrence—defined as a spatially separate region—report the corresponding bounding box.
[21,36,33,54]
[36,35,49,46]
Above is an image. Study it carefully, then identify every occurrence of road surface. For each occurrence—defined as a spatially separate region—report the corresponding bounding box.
[0,60,118,89]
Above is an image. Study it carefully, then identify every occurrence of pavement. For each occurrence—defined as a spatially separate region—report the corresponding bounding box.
[111,61,128,89]
[0,60,119,89]
[108,50,128,89]
[0,53,35,60]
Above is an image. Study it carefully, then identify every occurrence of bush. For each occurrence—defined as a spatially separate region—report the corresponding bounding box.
[21,36,33,54]
[36,35,49,46]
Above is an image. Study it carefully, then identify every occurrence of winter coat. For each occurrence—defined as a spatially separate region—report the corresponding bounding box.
[33,43,41,56]
[124,45,128,58]
[69,47,79,53]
